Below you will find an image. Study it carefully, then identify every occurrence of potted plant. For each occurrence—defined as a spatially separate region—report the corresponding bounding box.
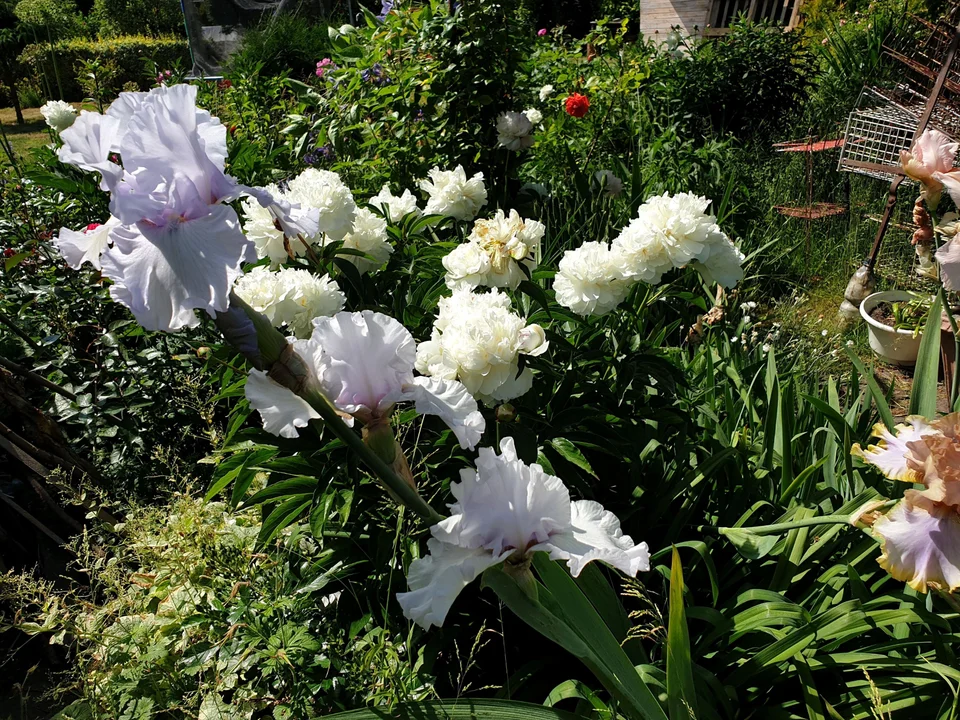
[860,290,930,366]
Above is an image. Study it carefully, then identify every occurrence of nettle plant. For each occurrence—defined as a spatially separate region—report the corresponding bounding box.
[40,75,759,717]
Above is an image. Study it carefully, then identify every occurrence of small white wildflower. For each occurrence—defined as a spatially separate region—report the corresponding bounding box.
[763,344,770,353]
[821,330,828,337]
[846,340,854,347]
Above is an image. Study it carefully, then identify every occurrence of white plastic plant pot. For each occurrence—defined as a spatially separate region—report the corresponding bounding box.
[860,290,925,367]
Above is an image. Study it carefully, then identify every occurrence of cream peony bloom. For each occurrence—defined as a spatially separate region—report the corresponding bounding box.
[613,192,743,288]
[554,241,632,316]
[339,207,394,274]
[41,100,77,132]
[539,84,555,102]
[901,128,958,210]
[370,184,421,221]
[242,170,358,266]
[397,437,650,629]
[691,236,746,289]
[421,166,488,221]
[287,168,357,242]
[853,412,960,592]
[415,289,548,404]
[443,210,544,290]
[245,310,485,449]
[233,266,345,338]
[497,111,535,151]
[610,219,674,285]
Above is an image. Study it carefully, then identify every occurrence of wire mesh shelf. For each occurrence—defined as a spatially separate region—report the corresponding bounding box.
[838,92,920,181]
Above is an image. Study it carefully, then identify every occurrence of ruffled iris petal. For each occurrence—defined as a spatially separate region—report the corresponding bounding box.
[99,205,253,332]
[244,369,320,439]
[875,494,960,593]
[396,538,507,630]
[398,376,485,450]
[538,500,651,578]
[852,417,936,482]
[309,311,415,418]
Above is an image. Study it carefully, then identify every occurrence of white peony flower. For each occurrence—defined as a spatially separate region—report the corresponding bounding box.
[55,84,317,332]
[691,236,745,289]
[421,166,488,221]
[338,207,393,274]
[53,217,120,271]
[245,310,485,449]
[612,192,742,288]
[442,243,492,290]
[397,437,650,629]
[610,219,675,285]
[631,192,721,267]
[539,84,555,102]
[287,168,357,242]
[496,111,535,151]
[593,170,623,198]
[443,209,544,290]
[370,184,421,221]
[415,288,548,404]
[523,108,543,126]
[234,265,346,338]
[233,265,288,324]
[274,267,346,338]
[40,100,77,132]
[554,241,632,317]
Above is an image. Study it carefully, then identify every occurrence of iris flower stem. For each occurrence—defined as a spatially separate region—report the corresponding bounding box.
[228,293,444,525]
[299,386,443,524]
[700,506,895,536]
[938,287,960,410]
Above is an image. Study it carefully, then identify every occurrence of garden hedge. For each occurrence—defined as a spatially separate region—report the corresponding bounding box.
[18,35,189,101]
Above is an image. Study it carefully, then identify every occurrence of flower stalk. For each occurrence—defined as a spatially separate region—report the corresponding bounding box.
[226,294,443,524]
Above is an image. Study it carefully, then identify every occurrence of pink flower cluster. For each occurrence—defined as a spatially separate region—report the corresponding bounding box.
[316,58,336,78]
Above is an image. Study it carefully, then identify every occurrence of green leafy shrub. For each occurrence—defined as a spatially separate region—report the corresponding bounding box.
[18,34,188,101]
[653,20,815,140]
[275,0,536,193]
[228,11,337,78]
[3,495,435,717]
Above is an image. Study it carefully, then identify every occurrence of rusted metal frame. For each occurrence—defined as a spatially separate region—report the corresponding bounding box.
[844,158,907,176]
[867,22,960,272]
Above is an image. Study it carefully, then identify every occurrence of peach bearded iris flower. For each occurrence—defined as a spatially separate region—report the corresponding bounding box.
[900,128,958,211]
[853,413,960,592]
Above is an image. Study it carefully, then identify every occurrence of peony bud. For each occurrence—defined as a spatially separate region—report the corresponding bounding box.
[496,403,516,422]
